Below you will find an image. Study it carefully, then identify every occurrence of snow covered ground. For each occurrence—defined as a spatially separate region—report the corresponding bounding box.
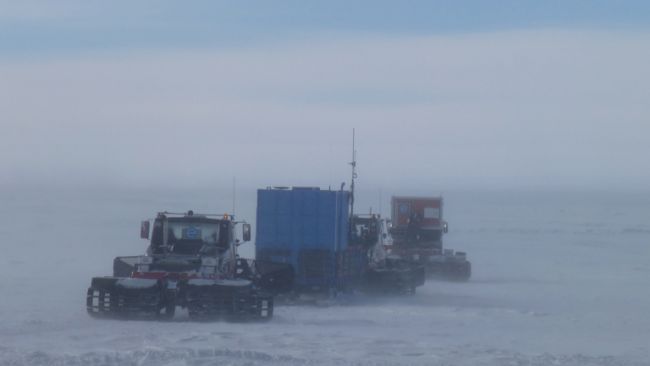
[1,187,649,365]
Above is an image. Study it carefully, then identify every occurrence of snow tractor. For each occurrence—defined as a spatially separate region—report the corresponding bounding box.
[351,214,426,294]
[87,211,289,320]
[389,196,471,281]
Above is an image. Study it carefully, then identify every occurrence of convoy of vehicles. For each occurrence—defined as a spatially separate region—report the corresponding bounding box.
[86,137,473,320]
[86,193,472,320]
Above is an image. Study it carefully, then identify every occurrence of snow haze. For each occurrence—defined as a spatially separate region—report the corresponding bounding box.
[2,30,650,191]
[1,2,650,365]
[1,189,650,365]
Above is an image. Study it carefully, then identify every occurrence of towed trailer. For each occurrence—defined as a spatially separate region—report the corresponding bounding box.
[255,131,425,297]
[255,187,425,297]
[255,187,364,295]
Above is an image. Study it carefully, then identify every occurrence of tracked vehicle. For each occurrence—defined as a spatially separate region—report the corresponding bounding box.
[351,214,425,294]
[87,211,285,321]
[389,196,471,281]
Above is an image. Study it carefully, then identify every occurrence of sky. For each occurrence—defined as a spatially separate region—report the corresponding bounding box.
[1,1,649,193]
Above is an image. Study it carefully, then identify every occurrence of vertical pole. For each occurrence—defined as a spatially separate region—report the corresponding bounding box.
[350,128,356,220]
[232,176,236,219]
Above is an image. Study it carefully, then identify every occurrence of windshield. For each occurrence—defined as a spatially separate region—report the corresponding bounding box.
[410,229,442,245]
[351,218,379,246]
[390,226,443,247]
[164,219,229,255]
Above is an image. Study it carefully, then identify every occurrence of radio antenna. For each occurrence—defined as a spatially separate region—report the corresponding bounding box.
[349,128,357,219]
[232,176,236,219]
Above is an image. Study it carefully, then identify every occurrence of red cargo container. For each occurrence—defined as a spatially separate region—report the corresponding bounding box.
[391,196,444,230]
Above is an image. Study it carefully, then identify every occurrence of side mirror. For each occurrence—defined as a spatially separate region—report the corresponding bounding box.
[140,220,150,239]
[443,222,449,234]
[242,223,251,242]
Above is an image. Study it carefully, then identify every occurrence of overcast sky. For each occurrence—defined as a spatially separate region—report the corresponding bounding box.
[1,1,649,193]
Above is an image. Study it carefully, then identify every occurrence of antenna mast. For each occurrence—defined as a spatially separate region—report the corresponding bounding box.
[232,176,236,219]
[349,129,357,219]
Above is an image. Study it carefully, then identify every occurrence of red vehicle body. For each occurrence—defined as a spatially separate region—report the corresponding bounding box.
[392,196,443,228]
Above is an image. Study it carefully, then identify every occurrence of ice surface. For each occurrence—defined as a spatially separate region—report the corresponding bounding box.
[1,188,649,365]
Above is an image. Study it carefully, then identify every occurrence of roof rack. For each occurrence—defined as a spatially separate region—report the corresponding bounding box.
[156,211,236,220]
[265,186,321,191]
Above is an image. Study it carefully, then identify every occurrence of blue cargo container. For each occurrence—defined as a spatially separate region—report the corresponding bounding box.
[256,187,365,293]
